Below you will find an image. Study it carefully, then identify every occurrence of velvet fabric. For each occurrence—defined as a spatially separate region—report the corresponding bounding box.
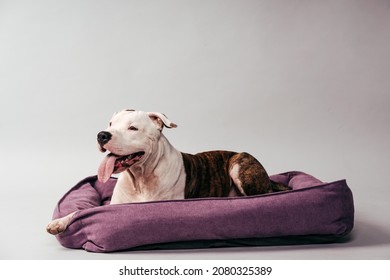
[52,171,354,252]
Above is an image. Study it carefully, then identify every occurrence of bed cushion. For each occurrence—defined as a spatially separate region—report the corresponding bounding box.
[52,171,354,253]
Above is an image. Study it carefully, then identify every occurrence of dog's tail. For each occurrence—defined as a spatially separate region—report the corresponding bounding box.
[269,180,291,192]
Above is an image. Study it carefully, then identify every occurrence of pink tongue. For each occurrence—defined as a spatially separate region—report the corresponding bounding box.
[98,154,119,183]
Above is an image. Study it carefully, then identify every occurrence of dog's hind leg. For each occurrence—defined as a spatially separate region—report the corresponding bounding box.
[228,152,271,196]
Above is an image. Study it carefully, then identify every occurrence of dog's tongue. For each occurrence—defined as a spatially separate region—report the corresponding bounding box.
[98,154,118,183]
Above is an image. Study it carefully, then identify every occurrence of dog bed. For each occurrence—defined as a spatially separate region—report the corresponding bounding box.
[51,171,354,253]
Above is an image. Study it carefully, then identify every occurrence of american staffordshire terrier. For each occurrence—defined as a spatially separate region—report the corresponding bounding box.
[47,109,290,235]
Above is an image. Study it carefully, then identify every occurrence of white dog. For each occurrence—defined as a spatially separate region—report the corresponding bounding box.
[47,109,289,235]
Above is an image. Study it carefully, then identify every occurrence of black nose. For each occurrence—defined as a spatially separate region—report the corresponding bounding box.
[97,131,112,146]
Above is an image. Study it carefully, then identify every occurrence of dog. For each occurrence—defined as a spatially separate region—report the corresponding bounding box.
[47,109,290,235]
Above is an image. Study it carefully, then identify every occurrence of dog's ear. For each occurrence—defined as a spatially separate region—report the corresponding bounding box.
[148,112,177,131]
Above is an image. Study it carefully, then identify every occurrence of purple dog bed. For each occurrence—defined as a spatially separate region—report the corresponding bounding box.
[52,171,354,253]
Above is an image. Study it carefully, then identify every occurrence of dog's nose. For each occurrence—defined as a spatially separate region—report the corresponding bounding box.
[97,131,112,146]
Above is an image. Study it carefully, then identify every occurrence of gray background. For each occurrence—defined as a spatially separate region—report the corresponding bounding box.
[0,0,389,259]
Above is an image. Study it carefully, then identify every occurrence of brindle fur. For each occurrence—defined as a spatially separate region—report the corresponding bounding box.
[182,151,290,198]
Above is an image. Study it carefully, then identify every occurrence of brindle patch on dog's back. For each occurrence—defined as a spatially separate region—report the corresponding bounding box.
[182,151,237,198]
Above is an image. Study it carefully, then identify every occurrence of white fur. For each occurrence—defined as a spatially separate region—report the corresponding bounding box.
[229,163,246,196]
[104,110,186,203]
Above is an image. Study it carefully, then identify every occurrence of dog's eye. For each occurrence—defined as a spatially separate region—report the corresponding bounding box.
[109,122,112,127]
[128,126,138,131]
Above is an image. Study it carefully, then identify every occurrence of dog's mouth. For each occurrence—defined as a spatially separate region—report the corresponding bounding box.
[98,151,145,183]
[112,151,145,172]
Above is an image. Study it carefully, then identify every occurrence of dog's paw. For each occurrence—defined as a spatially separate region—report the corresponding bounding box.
[46,212,75,235]
[46,218,68,235]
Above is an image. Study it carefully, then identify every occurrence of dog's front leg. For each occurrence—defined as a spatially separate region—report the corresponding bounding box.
[46,211,76,235]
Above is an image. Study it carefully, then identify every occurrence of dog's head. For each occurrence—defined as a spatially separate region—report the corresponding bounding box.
[97,109,177,183]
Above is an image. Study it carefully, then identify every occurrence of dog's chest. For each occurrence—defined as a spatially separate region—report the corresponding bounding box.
[111,163,186,203]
